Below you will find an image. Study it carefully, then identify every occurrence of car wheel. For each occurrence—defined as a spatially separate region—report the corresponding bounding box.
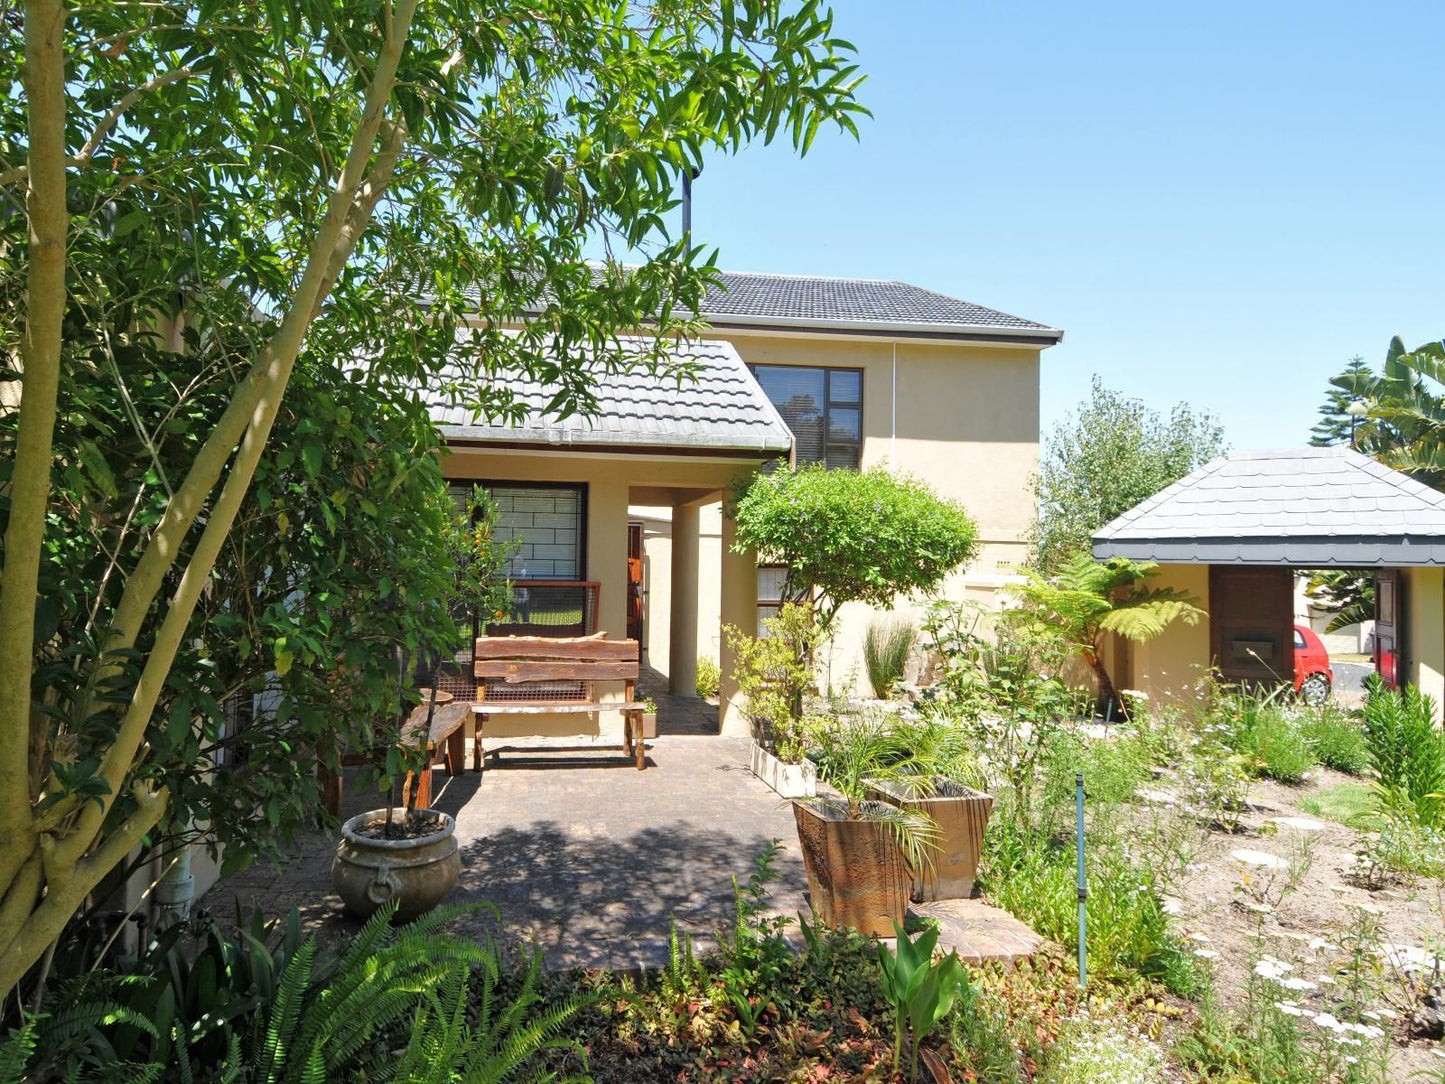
[1299,672,1331,706]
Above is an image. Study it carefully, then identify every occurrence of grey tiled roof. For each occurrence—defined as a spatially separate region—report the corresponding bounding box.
[702,271,1061,338]
[424,334,792,455]
[1093,446,1445,567]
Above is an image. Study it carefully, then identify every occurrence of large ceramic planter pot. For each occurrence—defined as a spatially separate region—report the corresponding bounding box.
[749,740,817,798]
[333,809,460,922]
[869,779,993,902]
[792,799,909,937]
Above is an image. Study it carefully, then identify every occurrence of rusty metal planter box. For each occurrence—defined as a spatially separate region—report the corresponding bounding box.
[868,780,993,902]
[791,799,909,937]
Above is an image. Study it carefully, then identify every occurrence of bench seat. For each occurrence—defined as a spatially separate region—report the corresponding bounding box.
[469,701,647,715]
[473,634,647,771]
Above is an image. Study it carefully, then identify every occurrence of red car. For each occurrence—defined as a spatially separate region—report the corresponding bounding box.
[1293,624,1333,705]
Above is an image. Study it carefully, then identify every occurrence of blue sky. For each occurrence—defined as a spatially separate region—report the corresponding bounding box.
[669,0,1445,448]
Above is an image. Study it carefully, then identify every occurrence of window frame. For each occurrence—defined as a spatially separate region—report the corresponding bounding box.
[447,478,589,582]
[748,362,864,470]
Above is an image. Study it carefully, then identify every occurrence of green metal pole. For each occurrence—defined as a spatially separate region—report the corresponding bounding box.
[1076,771,1087,989]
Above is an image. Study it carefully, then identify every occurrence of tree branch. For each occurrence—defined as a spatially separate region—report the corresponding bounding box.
[0,64,198,187]
[58,0,421,870]
[0,0,66,896]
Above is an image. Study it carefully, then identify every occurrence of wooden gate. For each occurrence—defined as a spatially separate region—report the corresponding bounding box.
[1209,566,1294,690]
[1374,569,1402,689]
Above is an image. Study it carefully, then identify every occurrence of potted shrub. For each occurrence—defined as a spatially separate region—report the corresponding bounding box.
[793,715,941,936]
[333,488,513,920]
[726,604,820,798]
[640,696,658,740]
[870,713,993,902]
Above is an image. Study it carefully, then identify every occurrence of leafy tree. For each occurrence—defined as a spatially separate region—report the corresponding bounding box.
[1033,377,1226,573]
[1008,554,1205,714]
[1333,336,1445,486]
[1304,569,1375,633]
[0,0,866,998]
[730,465,979,632]
[1309,355,1372,447]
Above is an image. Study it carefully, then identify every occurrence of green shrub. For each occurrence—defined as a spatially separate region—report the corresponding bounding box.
[1362,677,1445,826]
[864,616,916,698]
[1300,706,1370,775]
[1241,710,1315,783]
[696,656,721,700]
[725,604,821,762]
[1,902,585,1083]
[731,464,979,631]
[982,835,1201,996]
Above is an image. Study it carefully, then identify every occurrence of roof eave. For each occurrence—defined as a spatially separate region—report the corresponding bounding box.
[700,311,1064,345]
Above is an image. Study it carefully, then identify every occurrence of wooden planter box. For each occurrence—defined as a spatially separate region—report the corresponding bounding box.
[748,739,817,798]
[868,779,993,902]
[792,799,910,937]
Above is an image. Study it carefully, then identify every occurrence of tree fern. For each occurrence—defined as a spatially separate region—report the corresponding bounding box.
[1009,553,1203,713]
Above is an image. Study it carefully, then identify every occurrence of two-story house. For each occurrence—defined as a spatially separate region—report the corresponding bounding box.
[425,270,1062,736]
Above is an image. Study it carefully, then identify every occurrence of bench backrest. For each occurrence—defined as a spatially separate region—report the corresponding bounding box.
[473,635,640,687]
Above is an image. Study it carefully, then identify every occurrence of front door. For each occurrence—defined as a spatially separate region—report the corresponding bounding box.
[1209,566,1294,690]
[626,522,644,645]
[1375,570,1402,689]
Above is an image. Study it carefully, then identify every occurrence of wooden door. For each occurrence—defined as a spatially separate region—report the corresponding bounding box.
[626,522,644,644]
[1375,569,1402,689]
[1209,566,1294,690]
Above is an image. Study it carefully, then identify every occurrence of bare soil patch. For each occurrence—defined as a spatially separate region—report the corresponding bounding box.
[1165,766,1444,1077]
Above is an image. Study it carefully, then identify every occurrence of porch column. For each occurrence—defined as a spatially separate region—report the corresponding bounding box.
[589,475,630,639]
[669,502,701,696]
[718,512,757,737]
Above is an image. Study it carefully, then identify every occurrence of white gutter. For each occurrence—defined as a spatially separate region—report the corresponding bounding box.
[890,342,897,471]
[701,311,1065,343]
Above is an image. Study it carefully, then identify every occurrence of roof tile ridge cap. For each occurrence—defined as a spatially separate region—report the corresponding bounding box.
[716,268,899,285]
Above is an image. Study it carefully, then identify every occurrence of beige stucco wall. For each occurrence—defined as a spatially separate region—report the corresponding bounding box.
[1114,563,1212,709]
[1405,566,1445,716]
[441,445,759,734]
[686,330,1042,694]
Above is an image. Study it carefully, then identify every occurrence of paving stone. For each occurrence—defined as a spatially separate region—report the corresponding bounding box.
[1231,848,1290,870]
[200,678,810,973]
[909,899,1049,965]
[1271,816,1329,832]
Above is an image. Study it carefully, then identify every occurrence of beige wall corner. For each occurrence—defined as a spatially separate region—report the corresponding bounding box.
[1119,562,1212,709]
[1405,566,1445,718]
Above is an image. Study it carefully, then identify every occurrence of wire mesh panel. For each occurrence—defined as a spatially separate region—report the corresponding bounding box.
[481,678,590,704]
[485,581,599,639]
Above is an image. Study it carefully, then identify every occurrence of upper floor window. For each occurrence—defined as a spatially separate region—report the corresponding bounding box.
[750,364,862,469]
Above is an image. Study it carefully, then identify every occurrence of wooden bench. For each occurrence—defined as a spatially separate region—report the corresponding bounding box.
[472,635,647,771]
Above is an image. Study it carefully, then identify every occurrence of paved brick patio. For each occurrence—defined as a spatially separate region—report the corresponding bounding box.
[201,677,1046,969]
[200,687,809,970]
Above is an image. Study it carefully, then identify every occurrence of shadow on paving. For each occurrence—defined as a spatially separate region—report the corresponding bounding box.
[453,817,808,971]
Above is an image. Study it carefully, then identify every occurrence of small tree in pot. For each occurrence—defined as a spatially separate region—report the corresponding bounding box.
[334,487,514,920]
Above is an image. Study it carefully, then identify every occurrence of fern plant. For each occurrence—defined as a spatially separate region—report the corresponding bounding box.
[1009,553,1204,714]
[0,900,590,1084]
